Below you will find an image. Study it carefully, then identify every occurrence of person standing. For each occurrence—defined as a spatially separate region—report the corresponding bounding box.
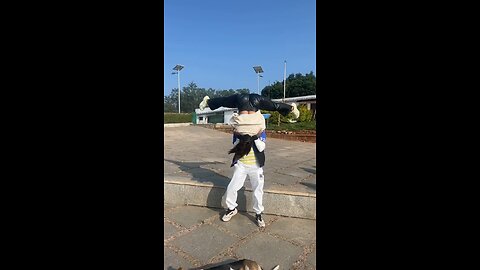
[198,93,295,227]
[222,130,267,227]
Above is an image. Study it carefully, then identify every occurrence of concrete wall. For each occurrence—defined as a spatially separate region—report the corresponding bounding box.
[224,110,237,124]
[164,181,316,219]
[164,123,192,128]
[195,109,238,124]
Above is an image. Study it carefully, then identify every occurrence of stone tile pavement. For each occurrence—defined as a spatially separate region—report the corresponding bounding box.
[164,204,316,270]
[164,126,317,269]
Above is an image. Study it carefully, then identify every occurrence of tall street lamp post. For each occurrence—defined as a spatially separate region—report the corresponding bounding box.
[172,64,184,113]
[253,66,264,95]
[283,60,287,102]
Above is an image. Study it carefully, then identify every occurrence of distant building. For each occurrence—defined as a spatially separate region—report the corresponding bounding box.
[194,94,316,124]
[271,94,316,115]
[194,107,239,124]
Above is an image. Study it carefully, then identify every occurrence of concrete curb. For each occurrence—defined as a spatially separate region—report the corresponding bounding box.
[164,180,316,220]
[164,123,192,127]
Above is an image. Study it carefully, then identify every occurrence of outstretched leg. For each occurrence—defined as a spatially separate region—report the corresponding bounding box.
[205,94,239,110]
[249,94,299,118]
[199,93,299,119]
[200,94,252,111]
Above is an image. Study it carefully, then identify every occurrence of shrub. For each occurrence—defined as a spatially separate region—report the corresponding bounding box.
[266,121,316,131]
[164,113,193,123]
[262,104,313,124]
[262,110,288,124]
[297,104,313,122]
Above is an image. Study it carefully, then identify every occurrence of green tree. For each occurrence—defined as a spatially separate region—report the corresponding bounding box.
[164,88,179,112]
[297,104,313,122]
[261,71,316,98]
[164,82,251,113]
[214,89,237,97]
[180,82,204,113]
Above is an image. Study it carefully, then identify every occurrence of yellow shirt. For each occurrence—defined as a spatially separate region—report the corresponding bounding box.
[238,147,257,165]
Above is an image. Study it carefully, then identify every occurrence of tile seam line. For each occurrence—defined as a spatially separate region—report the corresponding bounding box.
[164,180,316,198]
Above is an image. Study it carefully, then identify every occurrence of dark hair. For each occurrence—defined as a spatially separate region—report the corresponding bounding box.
[228,134,257,161]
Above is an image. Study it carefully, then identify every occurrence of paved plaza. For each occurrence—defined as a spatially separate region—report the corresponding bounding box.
[164,204,316,270]
[164,125,317,269]
[164,125,316,194]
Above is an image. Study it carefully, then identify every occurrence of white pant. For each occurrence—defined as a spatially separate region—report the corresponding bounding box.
[225,161,265,214]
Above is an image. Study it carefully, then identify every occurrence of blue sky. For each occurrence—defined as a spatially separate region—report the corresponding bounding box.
[164,0,316,96]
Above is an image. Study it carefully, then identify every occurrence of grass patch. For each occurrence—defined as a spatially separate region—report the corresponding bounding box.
[164,113,193,123]
[266,120,316,131]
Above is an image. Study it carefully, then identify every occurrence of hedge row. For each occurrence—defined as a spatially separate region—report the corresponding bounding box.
[164,113,193,123]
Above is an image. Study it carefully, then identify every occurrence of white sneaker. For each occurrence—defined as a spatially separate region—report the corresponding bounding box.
[255,213,265,227]
[291,103,300,119]
[222,208,238,222]
[199,96,210,110]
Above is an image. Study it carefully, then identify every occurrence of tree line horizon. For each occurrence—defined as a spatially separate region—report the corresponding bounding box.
[164,71,316,113]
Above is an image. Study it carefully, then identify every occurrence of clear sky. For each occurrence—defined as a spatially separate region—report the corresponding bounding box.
[164,0,316,96]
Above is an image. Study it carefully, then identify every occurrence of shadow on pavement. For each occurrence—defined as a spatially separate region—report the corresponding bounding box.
[166,159,249,215]
[164,159,230,187]
[238,208,257,224]
[299,182,316,190]
[300,166,316,190]
[235,187,248,213]
[165,159,252,222]
[300,167,316,174]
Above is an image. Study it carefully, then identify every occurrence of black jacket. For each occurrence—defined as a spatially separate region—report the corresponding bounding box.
[208,93,292,116]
